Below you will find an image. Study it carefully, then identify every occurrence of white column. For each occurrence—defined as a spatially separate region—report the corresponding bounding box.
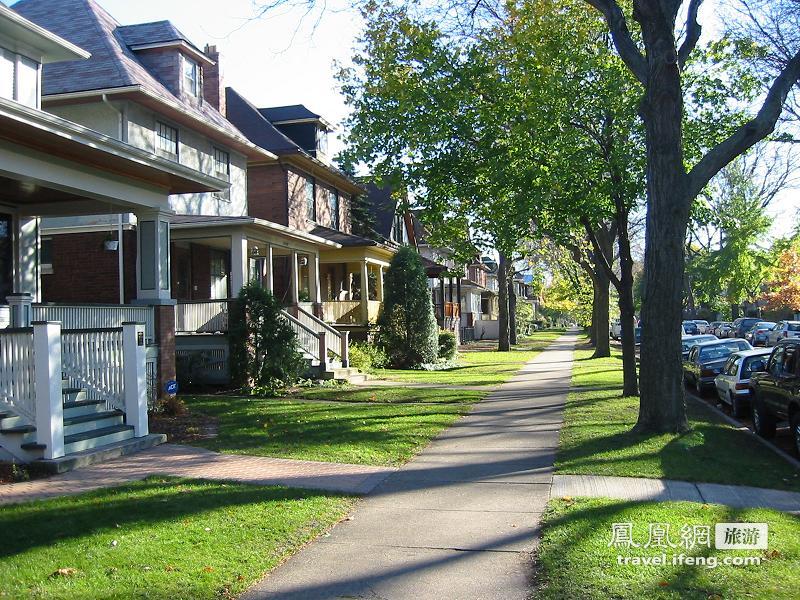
[312,253,322,304]
[34,321,63,459]
[230,232,249,298]
[361,261,370,323]
[135,209,172,302]
[122,322,148,437]
[290,250,300,304]
[13,216,40,301]
[376,266,385,301]
[6,293,33,327]
[265,244,274,293]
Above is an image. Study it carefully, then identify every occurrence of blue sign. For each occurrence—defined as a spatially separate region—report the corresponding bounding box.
[165,380,179,395]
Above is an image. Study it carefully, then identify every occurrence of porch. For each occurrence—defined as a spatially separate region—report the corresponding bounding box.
[319,251,389,329]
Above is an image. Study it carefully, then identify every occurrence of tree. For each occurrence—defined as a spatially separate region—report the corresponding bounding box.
[762,239,800,313]
[378,246,439,367]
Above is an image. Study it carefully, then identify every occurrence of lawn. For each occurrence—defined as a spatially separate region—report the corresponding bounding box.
[372,329,566,386]
[288,385,484,404]
[0,477,354,599]
[536,496,800,599]
[183,395,474,466]
[556,349,800,492]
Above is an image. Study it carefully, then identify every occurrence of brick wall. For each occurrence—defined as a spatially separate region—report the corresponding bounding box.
[42,231,137,304]
[248,164,289,225]
[287,167,310,232]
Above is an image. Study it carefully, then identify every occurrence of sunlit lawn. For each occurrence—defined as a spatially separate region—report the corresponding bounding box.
[536,496,800,599]
[0,477,354,599]
[184,395,474,466]
[373,329,566,386]
[288,386,484,404]
[556,349,800,492]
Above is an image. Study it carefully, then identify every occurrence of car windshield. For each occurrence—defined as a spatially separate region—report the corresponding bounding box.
[699,341,749,361]
[755,322,775,330]
[742,356,768,378]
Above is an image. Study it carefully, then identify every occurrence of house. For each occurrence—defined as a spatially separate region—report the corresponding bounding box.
[0,3,228,466]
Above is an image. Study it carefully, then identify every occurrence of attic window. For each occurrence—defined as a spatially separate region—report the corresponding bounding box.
[183,56,200,98]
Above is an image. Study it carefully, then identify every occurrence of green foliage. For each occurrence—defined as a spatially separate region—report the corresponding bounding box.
[437,330,457,360]
[229,283,306,394]
[515,300,536,337]
[377,246,439,367]
[348,341,388,372]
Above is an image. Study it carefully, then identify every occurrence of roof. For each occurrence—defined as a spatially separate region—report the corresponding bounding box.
[363,182,400,241]
[225,87,302,155]
[11,0,254,148]
[0,2,89,62]
[169,214,342,247]
[309,225,377,248]
[259,104,322,124]
[117,20,191,47]
[421,255,448,277]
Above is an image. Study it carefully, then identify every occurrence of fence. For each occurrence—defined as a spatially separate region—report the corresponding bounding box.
[32,304,155,344]
[0,327,36,421]
[61,328,125,412]
[175,300,230,333]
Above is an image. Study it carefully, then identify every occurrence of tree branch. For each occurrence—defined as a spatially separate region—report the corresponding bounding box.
[584,0,648,84]
[581,216,622,290]
[687,49,800,200]
[678,0,704,69]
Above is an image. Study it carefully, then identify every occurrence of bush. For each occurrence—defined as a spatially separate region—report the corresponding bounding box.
[348,341,388,372]
[229,283,307,394]
[438,331,457,360]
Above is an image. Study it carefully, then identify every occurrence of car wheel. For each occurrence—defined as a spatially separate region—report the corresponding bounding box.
[792,413,800,458]
[752,396,776,439]
[730,392,746,419]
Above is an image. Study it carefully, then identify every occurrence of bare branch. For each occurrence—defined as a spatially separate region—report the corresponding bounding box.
[584,0,648,84]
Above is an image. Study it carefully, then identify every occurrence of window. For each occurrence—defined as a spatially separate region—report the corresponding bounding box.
[0,46,39,108]
[329,189,339,230]
[156,122,179,158]
[40,237,53,274]
[213,147,230,201]
[305,178,316,221]
[392,213,407,244]
[210,250,228,299]
[183,56,200,98]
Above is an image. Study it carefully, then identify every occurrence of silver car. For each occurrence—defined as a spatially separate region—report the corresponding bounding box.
[714,348,771,417]
[717,322,734,338]
[766,321,800,347]
[693,319,710,334]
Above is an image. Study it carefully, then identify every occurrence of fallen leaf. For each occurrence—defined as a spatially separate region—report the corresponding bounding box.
[658,581,669,588]
[202,566,214,573]
[51,568,78,578]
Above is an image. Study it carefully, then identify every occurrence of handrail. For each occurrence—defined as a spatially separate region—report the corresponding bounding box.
[295,305,341,338]
[280,310,318,337]
[293,305,343,362]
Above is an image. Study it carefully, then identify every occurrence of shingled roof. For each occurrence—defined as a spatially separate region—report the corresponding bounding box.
[225,87,303,155]
[11,0,251,146]
[259,104,323,124]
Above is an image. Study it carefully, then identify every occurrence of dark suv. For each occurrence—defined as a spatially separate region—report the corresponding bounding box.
[749,339,800,456]
[733,317,762,339]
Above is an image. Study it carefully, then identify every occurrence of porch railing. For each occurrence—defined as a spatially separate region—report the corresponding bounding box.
[293,305,349,366]
[32,304,155,345]
[0,305,10,329]
[0,327,36,422]
[322,300,361,325]
[444,302,461,318]
[175,300,230,333]
[280,311,323,364]
[61,328,125,412]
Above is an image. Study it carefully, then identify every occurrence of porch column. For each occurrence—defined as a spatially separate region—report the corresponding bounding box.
[265,244,274,293]
[122,322,148,437]
[230,232,248,298]
[135,209,172,302]
[376,266,385,301]
[361,260,370,324]
[33,321,63,459]
[290,250,300,304]
[311,252,322,316]
[13,216,40,302]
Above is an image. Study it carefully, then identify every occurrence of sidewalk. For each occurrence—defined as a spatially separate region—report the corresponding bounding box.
[242,331,580,600]
[0,444,395,506]
[552,474,800,513]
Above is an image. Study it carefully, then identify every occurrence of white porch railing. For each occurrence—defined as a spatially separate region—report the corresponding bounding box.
[280,311,320,362]
[32,304,155,344]
[61,328,125,412]
[293,305,349,366]
[175,300,230,333]
[0,328,36,421]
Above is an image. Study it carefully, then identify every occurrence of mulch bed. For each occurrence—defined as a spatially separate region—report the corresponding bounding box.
[148,412,219,444]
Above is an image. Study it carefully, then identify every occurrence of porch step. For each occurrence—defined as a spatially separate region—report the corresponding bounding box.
[31,433,167,475]
[319,367,365,384]
[62,387,88,403]
[64,424,135,454]
[64,410,124,436]
[0,424,36,435]
[63,399,105,419]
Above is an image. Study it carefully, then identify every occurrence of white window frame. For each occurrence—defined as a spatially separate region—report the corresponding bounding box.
[182,55,201,98]
[0,45,40,109]
[155,121,179,160]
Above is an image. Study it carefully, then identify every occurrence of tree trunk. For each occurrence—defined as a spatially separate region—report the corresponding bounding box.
[617,216,639,397]
[508,281,518,345]
[592,267,611,358]
[498,252,511,351]
[635,10,691,433]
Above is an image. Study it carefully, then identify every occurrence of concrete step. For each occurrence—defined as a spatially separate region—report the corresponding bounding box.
[63,399,106,419]
[63,410,124,436]
[32,433,167,474]
[0,413,29,429]
[64,424,134,454]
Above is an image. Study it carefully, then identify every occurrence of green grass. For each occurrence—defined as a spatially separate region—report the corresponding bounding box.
[0,477,354,599]
[184,395,473,466]
[556,350,800,492]
[288,385,484,404]
[373,329,566,386]
[536,496,800,599]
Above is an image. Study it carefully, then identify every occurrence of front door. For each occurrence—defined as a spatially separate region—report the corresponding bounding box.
[0,214,12,301]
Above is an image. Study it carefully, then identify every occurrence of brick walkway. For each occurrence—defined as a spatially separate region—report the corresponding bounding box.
[0,444,396,506]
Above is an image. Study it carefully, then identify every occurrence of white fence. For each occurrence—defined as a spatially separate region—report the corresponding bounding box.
[61,328,125,412]
[32,304,154,344]
[175,300,229,333]
[0,328,36,421]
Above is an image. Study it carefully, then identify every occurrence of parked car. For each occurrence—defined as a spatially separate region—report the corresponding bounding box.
[681,334,718,359]
[749,339,800,456]
[682,320,700,335]
[714,348,771,417]
[717,322,734,338]
[610,320,622,340]
[766,321,800,347]
[709,321,724,336]
[744,321,776,347]
[693,320,710,334]
[733,317,762,339]
[683,338,752,394]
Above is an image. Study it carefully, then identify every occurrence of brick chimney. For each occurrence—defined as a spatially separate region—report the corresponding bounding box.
[203,44,225,115]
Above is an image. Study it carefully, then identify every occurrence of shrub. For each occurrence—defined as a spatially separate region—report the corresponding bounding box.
[438,330,458,360]
[229,283,306,394]
[348,341,389,372]
[157,395,188,417]
[377,247,439,367]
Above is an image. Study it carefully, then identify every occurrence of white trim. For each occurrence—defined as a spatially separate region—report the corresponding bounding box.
[169,216,343,248]
[0,4,90,63]
[269,116,334,131]
[41,223,136,235]
[129,41,214,66]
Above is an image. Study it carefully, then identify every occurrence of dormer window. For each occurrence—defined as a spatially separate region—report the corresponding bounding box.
[0,46,39,108]
[182,55,200,98]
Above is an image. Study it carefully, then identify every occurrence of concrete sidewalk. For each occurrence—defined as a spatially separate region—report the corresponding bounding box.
[242,332,580,600]
[552,474,800,513]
